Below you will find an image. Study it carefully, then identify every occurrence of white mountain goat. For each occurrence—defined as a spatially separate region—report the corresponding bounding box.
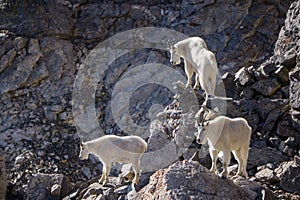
[79,135,147,185]
[195,111,251,178]
[169,37,219,105]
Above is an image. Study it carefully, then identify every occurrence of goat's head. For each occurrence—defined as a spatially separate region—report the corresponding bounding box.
[194,121,210,144]
[169,45,181,65]
[79,142,89,160]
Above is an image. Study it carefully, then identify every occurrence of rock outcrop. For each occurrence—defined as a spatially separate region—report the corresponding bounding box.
[133,161,247,200]
[26,173,73,200]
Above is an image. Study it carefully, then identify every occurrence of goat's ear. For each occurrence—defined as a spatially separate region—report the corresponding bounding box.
[80,141,84,147]
[167,45,173,51]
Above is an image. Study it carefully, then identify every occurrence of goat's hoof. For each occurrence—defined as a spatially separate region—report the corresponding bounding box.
[236,171,247,178]
[220,175,227,179]
[219,172,228,179]
[237,172,243,177]
[103,181,108,186]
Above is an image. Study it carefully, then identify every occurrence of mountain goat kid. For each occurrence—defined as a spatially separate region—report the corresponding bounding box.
[79,135,147,185]
[195,115,251,178]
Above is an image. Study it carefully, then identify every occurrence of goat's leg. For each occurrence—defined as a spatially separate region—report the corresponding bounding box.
[200,79,209,106]
[220,150,231,178]
[208,75,216,96]
[131,158,141,184]
[184,60,194,88]
[203,91,209,106]
[240,146,249,178]
[103,164,111,185]
[193,73,199,89]
[99,164,106,184]
[232,150,243,176]
[209,149,219,174]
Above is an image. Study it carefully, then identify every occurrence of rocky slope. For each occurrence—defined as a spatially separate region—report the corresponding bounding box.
[0,0,299,199]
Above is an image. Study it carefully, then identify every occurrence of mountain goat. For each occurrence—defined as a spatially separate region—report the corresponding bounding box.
[79,135,147,185]
[169,37,219,105]
[195,114,251,178]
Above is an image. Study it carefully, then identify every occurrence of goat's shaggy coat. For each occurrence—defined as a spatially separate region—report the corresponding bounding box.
[79,135,147,185]
[195,116,251,178]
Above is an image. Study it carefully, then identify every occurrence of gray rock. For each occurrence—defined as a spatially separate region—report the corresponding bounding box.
[290,66,300,132]
[26,173,73,200]
[43,107,57,121]
[281,53,297,70]
[255,168,280,183]
[274,0,300,63]
[0,48,16,73]
[248,147,289,170]
[133,161,247,200]
[80,182,104,200]
[147,119,170,152]
[235,67,255,86]
[231,176,262,200]
[0,150,7,200]
[274,65,290,84]
[0,53,41,93]
[26,62,49,86]
[28,39,41,55]
[275,156,300,194]
[276,118,298,137]
[173,112,196,149]
[251,78,281,97]
[13,36,27,51]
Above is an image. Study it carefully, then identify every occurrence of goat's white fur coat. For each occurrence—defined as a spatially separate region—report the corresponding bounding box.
[195,115,251,178]
[79,135,147,185]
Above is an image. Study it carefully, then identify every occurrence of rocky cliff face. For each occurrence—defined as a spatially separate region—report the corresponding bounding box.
[0,0,299,199]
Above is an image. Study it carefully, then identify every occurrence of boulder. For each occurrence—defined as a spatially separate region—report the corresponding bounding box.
[255,168,280,183]
[251,78,281,97]
[275,156,300,194]
[289,66,300,110]
[274,65,290,84]
[231,176,267,200]
[26,173,73,200]
[147,119,170,152]
[133,161,247,200]
[289,66,300,132]
[235,67,255,86]
[248,147,289,170]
